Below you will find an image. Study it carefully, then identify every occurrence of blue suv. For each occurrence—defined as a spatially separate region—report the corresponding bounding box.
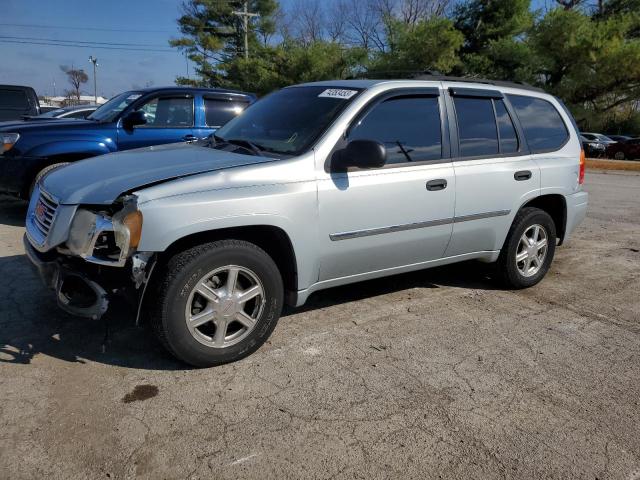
[0,86,255,199]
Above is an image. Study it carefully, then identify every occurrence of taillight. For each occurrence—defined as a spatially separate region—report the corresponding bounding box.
[579,149,585,184]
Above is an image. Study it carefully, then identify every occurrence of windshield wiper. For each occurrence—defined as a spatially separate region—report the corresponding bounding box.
[224,138,266,157]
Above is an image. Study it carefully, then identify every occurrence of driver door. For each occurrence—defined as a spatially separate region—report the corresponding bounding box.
[117,94,195,150]
[316,90,456,281]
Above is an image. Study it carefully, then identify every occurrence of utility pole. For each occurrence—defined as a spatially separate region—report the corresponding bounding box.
[88,55,98,104]
[233,2,258,59]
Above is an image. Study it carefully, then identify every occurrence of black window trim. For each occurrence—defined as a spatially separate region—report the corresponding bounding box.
[326,87,451,173]
[449,87,503,99]
[128,94,195,129]
[203,96,250,128]
[446,89,529,162]
[507,93,571,155]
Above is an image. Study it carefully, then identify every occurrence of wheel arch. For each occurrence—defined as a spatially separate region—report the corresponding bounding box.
[159,225,299,305]
[519,194,567,245]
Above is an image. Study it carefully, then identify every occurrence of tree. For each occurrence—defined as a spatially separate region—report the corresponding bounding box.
[170,0,278,87]
[529,8,640,129]
[370,17,464,75]
[453,0,535,80]
[60,65,88,100]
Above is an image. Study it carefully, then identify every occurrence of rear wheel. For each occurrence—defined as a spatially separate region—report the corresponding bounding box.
[28,162,70,198]
[496,207,556,289]
[150,240,283,367]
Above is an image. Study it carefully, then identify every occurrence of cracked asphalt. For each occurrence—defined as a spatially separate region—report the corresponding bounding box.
[1,171,639,479]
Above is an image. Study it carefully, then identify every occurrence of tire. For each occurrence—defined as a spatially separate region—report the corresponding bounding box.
[496,207,556,289]
[614,151,625,160]
[150,240,283,367]
[28,162,70,198]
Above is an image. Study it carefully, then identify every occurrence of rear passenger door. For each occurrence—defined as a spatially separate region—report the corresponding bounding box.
[192,95,250,140]
[444,86,541,257]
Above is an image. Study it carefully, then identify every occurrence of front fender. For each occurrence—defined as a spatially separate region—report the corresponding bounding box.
[27,139,117,159]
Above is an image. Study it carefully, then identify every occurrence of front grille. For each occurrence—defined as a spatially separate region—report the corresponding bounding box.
[32,189,58,240]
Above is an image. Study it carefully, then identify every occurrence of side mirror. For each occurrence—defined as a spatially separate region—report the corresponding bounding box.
[122,110,147,129]
[332,139,387,171]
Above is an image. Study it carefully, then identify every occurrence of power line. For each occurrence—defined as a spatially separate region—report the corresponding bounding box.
[0,23,177,33]
[0,35,170,48]
[0,39,175,53]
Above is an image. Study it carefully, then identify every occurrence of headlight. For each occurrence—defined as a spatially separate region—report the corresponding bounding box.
[1,133,20,153]
[66,197,143,266]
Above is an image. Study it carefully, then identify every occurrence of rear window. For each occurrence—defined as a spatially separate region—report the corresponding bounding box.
[205,98,249,127]
[0,89,28,109]
[508,95,569,152]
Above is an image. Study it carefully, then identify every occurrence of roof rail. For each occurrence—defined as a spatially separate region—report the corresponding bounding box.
[410,73,545,93]
[349,70,545,94]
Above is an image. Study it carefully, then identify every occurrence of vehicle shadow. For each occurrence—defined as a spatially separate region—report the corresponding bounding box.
[0,195,28,227]
[0,252,503,370]
[291,260,502,314]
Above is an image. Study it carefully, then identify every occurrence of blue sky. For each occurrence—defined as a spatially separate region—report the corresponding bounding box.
[1,0,553,99]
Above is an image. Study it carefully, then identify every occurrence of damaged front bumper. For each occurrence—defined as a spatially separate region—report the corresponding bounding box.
[24,234,123,320]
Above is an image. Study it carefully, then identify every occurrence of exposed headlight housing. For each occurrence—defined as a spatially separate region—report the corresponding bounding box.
[66,196,143,266]
[1,133,20,154]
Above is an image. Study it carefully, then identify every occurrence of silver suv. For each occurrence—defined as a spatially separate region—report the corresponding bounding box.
[24,78,588,367]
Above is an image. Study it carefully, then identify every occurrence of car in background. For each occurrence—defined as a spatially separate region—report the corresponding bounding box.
[23,104,98,121]
[605,137,640,160]
[581,132,617,145]
[0,86,256,199]
[607,135,633,143]
[580,135,606,158]
[0,85,40,121]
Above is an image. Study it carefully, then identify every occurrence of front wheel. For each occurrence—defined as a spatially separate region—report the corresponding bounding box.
[496,207,556,289]
[614,151,625,160]
[150,240,283,367]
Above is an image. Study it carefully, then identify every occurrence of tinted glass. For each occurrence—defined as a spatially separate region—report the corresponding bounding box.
[136,96,193,127]
[349,96,442,164]
[215,86,361,155]
[0,89,28,109]
[88,91,142,122]
[205,98,248,127]
[508,95,569,152]
[454,97,498,157]
[67,110,92,119]
[495,99,518,153]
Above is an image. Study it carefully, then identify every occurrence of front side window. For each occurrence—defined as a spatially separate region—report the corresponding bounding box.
[214,86,362,155]
[508,95,569,152]
[135,96,193,128]
[348,96,442,165]
[205,98,249,127]
[454,97,499,157]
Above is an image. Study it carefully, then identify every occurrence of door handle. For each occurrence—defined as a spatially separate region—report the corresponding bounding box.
[183,134,197,142]
[426,179,447,191]
[514,170,532,181]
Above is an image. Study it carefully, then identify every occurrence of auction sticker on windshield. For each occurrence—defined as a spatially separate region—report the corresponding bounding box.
[318,89,358,99]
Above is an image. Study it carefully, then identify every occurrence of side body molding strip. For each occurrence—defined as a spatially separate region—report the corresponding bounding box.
[329,209,510,241]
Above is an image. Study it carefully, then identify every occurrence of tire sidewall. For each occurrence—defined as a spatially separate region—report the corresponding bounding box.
[504,209,556,288]
[161,244,283,367]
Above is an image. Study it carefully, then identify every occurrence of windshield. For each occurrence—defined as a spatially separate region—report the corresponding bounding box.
[87,91,142,122]
[213,86,362,155]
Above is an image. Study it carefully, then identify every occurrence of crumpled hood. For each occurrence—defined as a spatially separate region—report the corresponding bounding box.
[41,142,278,205]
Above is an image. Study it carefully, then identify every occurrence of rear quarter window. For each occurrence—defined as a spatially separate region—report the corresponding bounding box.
[508,95,569,153]
[0,89,29,109]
